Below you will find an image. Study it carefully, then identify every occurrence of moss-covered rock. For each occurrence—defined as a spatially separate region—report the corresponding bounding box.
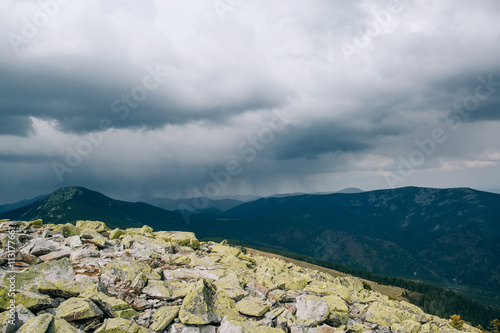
[236,297,270,317]
[219,317,285,333]
[52,223,80,237]
[419,323,444,333]
[38,279,91,298]
[219,255,255,286]
[131,272,148,291]
[154,231,200,249]
[305,281,350,300]
[166,280,197,299]
[16,313,53,333]
[214,273,248,300]
[142,280,172,300]
[0,304,34,333]
[179,279,239,325]
[125,225,154,237]
[390,319,422,333]
[121,234,171,256]
[55,297,103,321]
[14,290,55,311]
[296,294,329,327]
[47,317,78,333]
[5,258,75,292]
[322,295,348,313]
[109,228,126,240]
[149,305,179,332]
[100,259,161,282]
[92,236,107,248]
[364,300,427,326]
[211,243,241,257]
[0,286,14,311]
[90,292,138,318]
[94,318,154,333]
[76,220,110,233]
[28,219,43,226]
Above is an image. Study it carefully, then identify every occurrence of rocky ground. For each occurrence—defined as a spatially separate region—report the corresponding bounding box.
[0,219,482,333]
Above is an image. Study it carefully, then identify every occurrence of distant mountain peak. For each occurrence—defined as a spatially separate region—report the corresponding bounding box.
[47,186,85,201]
[0,186,184,230]
[336,187,364,194]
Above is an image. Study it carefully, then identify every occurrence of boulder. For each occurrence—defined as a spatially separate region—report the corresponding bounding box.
[296,295,329,327]
[28,238,57,256]
[121,234,172,257]
[142,280,172,300]
[322,295,348,313]
[214,274,248,300]
[149,305,179,332]
[166,280,197,299]
[16,313,53,333]
[390,320,422,333]
[91,292,138,318]
[53,224,81,238]
[179,279,239,325]
[92,236,107,248]
[109,229,126,240]
[236,297,270,317]
[154,231,200,249]
[55,297,103,321]
[13,290,55,311]
[47,316,79,332]
[76,220,110,233]
[170,324,218,333]
[100,259,161,282]
[39,248,72,262]
[305,281,350,300]
[64,235,83,248]
[5,258,75,292]
[28,219,42,226]
[218,317,285,333]
[0,304,34,333]
[70,248,100,262]
[94,318,154,333]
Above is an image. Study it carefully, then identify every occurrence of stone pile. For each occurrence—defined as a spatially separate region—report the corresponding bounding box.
[0,219,481,333]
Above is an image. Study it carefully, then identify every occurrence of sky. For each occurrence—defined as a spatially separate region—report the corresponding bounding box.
[1,0,500,204]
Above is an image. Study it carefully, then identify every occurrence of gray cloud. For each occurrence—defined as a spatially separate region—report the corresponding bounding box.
[1,0,500,204]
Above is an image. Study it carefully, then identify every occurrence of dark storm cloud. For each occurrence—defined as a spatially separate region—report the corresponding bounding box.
[0,60,290,136]
[438,72,500,123]
[270,119,404,160]
[1,0,500,204]
[0,116,34,136]
[0,154,55,164]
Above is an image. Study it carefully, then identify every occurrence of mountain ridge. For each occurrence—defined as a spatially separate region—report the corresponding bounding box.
[0,186,187,231]
[2,185,500,306]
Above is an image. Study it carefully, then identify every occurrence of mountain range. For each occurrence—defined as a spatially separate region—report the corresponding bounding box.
[1,185,499,306]
[0,195,45,213]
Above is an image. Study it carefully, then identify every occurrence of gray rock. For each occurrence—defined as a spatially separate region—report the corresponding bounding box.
[296,295,329,327]
[65,236,83,248]
[70,248,100,262]
[28,238,57,256]
[0,304,34,333]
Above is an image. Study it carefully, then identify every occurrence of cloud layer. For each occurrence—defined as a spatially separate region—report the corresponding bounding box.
[1,0,500,203]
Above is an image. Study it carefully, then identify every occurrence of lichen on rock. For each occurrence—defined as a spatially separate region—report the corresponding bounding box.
[0,220,486,333]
